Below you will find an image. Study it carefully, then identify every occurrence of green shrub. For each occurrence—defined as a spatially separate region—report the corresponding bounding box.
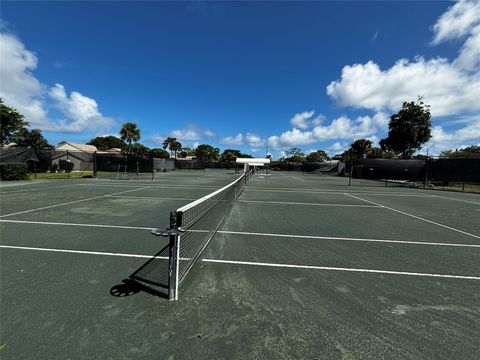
[0,164,31,181]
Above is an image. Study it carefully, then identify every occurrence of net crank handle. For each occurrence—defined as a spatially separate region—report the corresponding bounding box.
[151,227,185,237]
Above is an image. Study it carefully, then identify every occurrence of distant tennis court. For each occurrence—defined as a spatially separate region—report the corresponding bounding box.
[1,170,479,359]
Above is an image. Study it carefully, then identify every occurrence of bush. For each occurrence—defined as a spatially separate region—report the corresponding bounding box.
[0,164,31,181]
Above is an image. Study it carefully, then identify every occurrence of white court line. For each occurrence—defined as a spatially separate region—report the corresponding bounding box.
[217,230,480,248]
[433,195,480,206]
[291,176,305,182]
[106,195,197,201]
[1,245,478,280]
[0,219,153,230]
[344,193,480,240]
[0,183,77,194]
[0,245,480,280]
[0,245,160,259]
[79,183,220,190]
[0,180,48,188]
[238,200,380,208]
[246,188,436,197]
[203,259,480,280]
[3,219,478,249]
[0,186,151,218]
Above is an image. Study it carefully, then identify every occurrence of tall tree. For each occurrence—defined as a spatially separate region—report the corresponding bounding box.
[350,139,373,159]
[87,136,125,151]
[130,143,150,157]
[380,97,432,158]
[170,140,182,158]
[151,148,170,159]
[162,137,182,158]
[195,144,220,161]
[178,147,196,158]
[220,149,252,162]
[305,150,329,162]
[285,147,305,163]
[440,146,480,158]
[14,128,53,149]
[120,122,141,154]
[0,99,29,145]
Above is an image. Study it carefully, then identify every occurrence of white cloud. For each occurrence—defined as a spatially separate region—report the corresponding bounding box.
[290,111,314,129]
[267,113,385,150]
[327,58,480,117]
[170,127,201,141]
[204,129,215,137]
[371,29,379,43]
[327,0,480,117]
[48,84,115,132]
[426,117,480,154]
[0,32,48,127]
[290,110,325,129]
[328,142,348,153]
[453,24,480,71]
[246,133,265,149]
[0,31,117,133]
[431,0,480,44]
[220,133,243,146]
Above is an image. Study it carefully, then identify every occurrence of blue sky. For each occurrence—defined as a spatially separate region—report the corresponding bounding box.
[1,1,479,158]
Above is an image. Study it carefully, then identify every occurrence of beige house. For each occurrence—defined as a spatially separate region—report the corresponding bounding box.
[53,142,96,172]
[55,142,97,153]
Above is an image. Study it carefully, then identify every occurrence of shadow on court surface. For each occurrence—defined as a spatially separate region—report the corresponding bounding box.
[111,244,170,299]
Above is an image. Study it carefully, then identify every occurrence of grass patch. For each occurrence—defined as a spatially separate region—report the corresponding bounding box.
[30,171,95,179]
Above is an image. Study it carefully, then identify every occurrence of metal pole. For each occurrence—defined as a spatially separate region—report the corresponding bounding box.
[348,149,352,186]
[168,211,180,301]
[462,156,467,192]
[93,151,97,178]
[66,150,70,179]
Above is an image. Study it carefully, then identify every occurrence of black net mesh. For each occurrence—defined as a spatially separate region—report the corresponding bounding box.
[174,173,247,284]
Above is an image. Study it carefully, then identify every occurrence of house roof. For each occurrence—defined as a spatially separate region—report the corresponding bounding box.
[56,142,98,153]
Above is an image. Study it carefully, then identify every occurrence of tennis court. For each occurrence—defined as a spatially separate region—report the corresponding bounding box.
[1,170,479,359]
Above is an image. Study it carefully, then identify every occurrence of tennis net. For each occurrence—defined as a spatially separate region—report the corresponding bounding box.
[153,170,252,300]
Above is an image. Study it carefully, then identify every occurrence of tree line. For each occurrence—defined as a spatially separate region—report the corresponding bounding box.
[2,97,478,163]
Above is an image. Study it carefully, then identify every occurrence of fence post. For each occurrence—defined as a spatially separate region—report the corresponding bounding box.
[462,156,467,192]
[348,157,353,186]
[66,150,70,179]
[423,155,428,189]
[93,151,97,177]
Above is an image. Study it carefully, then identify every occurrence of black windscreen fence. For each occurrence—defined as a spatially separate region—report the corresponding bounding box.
[2,147,479,192]
[351,159,426,181]
[0,147,95,179]
[346,157,480,192]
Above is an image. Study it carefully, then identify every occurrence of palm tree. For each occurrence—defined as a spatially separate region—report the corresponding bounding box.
[170,140,182,158]
[120,122,141,155]
[162,137,182,158]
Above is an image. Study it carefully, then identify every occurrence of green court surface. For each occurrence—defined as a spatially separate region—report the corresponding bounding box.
[1,170,479,359]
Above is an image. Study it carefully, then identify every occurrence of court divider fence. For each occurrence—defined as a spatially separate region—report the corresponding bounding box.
[1,147,479,193]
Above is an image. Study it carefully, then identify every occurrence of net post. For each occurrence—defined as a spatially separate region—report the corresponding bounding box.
[168,211,180,301]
